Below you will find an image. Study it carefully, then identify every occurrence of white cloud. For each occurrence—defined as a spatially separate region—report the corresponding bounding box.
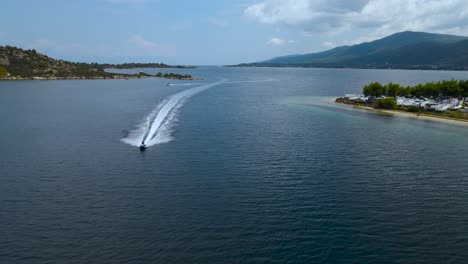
[322,41,335,48]
[208,18,229,27]
[246,0,316,25]
[129,35,156,49]
[245,0,367,33]
[246,0,468,37]
[267,37,295,45]
[267,38,285,45]
[129,34,176,56]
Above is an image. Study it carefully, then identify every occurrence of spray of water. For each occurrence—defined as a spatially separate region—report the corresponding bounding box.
[121,78,278,148]
[121,80,226,147]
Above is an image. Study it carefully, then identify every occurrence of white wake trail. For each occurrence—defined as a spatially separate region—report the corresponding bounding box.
[122,80,226,148]
[167,82,208,86]
[165,79,278,88]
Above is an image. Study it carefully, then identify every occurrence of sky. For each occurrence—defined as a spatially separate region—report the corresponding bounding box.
[2,0,468,65]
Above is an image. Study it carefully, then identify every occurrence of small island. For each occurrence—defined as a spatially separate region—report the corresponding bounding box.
[100,63,195,69]
[0,46,197,80]
[336,80,468,122]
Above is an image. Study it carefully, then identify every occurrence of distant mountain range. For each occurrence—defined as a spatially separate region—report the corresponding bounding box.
[233,31,468,70]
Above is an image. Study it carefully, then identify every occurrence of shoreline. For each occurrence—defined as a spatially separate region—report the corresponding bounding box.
[227,65,468,72]
[335,100,468,126]
[0,75,199,81]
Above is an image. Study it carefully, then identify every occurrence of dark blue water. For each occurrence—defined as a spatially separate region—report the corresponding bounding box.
[1,67,468,263]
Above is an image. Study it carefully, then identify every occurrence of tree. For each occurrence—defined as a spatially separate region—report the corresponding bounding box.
[0,65,8,77]
[439,80,462,97]
[459,80,468,97]
[363,82,385,96]
[413,84,426,97]
[362,79,468,99]
[377,97,397,109]
[403,86,414,97]
[386,82,404,96]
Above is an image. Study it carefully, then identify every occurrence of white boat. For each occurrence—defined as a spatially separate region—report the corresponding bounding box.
[344,94,361,100]
[424,103,436,111]
[435,104,450,112]
[396,97,405,106]
[403,99,415,106]
[450,104,462,110]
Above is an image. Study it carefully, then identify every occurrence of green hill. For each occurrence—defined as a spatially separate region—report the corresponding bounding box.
[0,46,195,80]
[235,31,468,70]
[0,46,115,78]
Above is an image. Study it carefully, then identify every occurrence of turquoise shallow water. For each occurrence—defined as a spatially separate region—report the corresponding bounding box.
[1,67,468,263]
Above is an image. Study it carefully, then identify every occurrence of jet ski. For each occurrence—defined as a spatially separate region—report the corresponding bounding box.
[139,141,147,151]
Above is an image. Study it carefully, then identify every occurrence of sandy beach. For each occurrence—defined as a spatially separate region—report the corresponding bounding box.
[334,100,468,127]
[284,96,468,127]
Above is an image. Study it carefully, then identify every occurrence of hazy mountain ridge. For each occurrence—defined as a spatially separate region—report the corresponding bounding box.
[235,31,468,70]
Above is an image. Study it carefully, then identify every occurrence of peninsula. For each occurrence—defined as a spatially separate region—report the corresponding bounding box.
[0,46,197,80]
[336,80,468,123]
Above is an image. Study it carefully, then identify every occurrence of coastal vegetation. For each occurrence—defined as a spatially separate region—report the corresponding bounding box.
[154,72,193,79]
[101,63,195,69]
[0,46,196,80]
[336,80,468,122]
[363,80,468,97]
[377,97,397,109]
[0,65,7,77]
